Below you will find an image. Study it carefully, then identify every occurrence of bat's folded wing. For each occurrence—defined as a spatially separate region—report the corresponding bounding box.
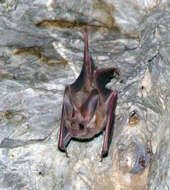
[58,87,72,153]
[95,68,119,99]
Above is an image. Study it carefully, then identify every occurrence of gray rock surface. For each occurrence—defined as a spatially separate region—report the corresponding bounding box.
[0,0,170,189]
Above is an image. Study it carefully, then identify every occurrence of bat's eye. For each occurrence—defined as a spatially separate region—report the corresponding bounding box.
[79,123,84,130]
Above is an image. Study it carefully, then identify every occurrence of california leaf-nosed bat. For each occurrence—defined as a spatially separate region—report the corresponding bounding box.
[58,29,120,159]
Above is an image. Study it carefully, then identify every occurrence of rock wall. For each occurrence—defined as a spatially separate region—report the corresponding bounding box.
[0,0,169,189]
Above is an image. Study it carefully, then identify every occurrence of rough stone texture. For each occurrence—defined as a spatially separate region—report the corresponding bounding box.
[0,0,170,190]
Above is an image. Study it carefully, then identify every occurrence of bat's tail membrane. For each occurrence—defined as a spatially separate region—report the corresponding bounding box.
[70,29,95,92]
[83,28,89,66]
[83,28,95,78]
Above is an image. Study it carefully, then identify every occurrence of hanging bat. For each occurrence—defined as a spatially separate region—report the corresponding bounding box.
[58,29,120,159]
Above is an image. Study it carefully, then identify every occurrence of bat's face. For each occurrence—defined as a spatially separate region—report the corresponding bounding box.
[65,110,97,138]
[65,89,104,139]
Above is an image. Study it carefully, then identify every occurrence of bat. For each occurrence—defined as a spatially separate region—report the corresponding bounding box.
[58,29,120,159]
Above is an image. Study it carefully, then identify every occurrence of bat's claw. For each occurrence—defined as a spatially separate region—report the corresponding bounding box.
[99,154,104,162]
[65,151,70,158]
[99,157,103,162]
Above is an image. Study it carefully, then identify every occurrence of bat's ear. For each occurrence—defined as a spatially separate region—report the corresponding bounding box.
[80,89,98,120]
